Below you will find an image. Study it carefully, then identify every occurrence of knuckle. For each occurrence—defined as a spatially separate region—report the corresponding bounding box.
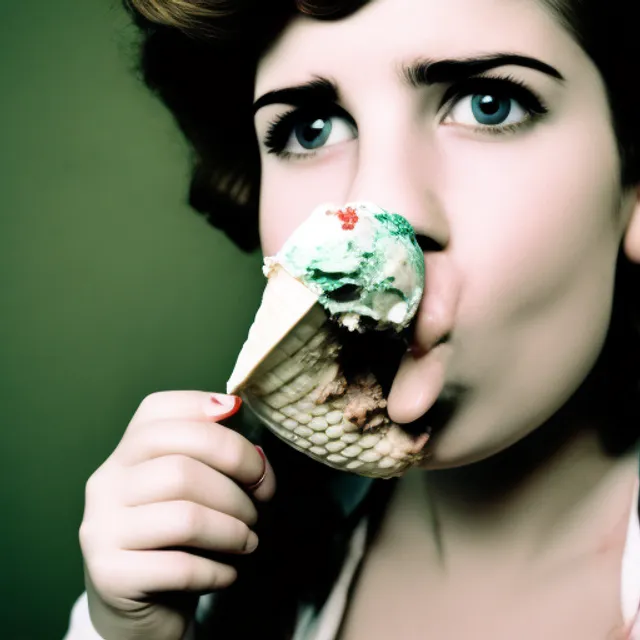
[84,471,105,503]
[85,463,122,510]
[132,391,174,426]
[84,477,113,515]
[174,502,203,542]
[78,520,98,554]
[89,553,124,597]
[165,456,193,496]
[215,428,245,473]
[170,556,237,592]
[140,390,169,409]
[80,510,121,556]
[170,555,199,591]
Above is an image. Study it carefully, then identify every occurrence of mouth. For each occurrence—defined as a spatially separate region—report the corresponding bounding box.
[409,331,451,358]
[330,317,453,439]
[385,291,455,429]
[403,383,461,438]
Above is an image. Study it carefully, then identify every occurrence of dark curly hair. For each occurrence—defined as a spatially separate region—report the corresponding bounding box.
[119,1,640,636]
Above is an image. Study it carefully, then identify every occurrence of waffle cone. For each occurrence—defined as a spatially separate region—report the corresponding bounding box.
[227,265,318,396]
[226,265,431,478]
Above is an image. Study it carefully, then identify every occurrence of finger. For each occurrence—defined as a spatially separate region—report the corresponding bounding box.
[246,446,276,503]
[117,501,258,555]
[121,455,258,526]
[130,391,241,428]
[90,550,238,599]
[117,419,266,487]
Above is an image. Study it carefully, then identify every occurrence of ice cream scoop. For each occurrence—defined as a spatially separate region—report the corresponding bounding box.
[268,201,424,332]
[227,202,430,478]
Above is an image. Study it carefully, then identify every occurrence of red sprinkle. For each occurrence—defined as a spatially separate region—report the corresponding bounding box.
[336,207,359,231]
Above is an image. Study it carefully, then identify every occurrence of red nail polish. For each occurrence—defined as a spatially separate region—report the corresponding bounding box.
[203,393,242,421]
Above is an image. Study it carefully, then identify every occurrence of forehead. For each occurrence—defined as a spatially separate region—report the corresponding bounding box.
[255,0,577,96]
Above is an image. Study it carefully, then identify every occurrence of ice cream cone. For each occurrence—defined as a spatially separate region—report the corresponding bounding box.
[225,203,431,478]
[226,264,318,395]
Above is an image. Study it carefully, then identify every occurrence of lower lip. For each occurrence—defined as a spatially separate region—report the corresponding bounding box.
[401,391,459,466]
[387,340,451,426]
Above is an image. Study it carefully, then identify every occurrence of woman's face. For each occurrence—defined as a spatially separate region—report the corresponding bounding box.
[253,0,640,468]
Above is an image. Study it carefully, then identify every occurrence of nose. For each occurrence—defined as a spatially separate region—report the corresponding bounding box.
[345,129,450,251]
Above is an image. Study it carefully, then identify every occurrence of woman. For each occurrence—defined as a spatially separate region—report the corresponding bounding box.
[65,0,640,638]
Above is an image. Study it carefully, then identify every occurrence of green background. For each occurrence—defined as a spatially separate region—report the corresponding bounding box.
[0,2,264,637]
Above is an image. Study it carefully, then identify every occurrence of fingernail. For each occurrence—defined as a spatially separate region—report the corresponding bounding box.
[203,393,242,421]
[244,530,259,553]
[255,445,266,462]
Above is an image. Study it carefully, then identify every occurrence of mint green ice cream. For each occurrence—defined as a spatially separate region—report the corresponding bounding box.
[263,202,425,332]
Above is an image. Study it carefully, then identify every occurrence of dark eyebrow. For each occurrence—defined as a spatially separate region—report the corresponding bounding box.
[403,53,564,86]
[253,78,339,114]
[253,54,563,113]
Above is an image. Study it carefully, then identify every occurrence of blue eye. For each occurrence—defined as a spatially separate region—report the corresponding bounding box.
[471,95,513,125]
[447,93,528,128]
[442,76,548,132]
[293,117,333,149]
[264,107,357,158]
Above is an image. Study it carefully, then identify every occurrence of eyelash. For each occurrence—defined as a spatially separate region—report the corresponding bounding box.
[263,104,356,161]
[442,73,549,134]
[262,73,549,159]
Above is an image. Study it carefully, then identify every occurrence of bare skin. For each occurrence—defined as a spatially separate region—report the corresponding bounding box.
[79,391,276,640]
[338,419,639,639]
[253,0,640,636]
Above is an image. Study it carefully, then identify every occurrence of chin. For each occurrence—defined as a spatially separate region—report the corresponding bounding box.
[417,442,496,471]
[414,416,536,471]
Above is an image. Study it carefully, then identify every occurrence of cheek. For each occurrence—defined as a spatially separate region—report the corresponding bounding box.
[442,115,622,327]
[431,116,623,460]
[259,148,357,255]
